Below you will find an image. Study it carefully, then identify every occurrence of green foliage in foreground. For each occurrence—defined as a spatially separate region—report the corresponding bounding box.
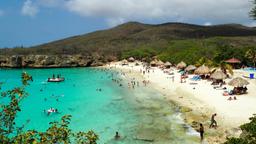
[224,115,256,144]
[0,72,98,143]
[250,0,256,20]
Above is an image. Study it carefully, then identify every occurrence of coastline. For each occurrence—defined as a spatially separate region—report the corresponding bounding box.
[104,65,201,143]
[104,61,256,143]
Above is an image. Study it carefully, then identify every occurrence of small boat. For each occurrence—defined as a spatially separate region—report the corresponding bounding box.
[47,77,65,82]
[45,108,59,115]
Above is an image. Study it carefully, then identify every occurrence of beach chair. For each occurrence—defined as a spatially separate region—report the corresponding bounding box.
[190,75,200,81]
[195,76,201,81]
[190,76,197,81]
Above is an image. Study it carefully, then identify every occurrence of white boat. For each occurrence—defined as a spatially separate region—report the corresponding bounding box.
[47,77,65,82]
[45,108,58,115]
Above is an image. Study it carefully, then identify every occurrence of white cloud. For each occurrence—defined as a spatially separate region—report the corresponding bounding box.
[21,0,39,17]
[65,0,254,26]
[204,22,212,26]
[19,0,254,26]
[106,18,126,27]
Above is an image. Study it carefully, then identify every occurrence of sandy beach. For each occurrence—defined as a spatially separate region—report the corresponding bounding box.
[105,61,256,143]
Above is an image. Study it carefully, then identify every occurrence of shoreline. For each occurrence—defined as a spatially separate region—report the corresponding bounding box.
[104,65,202,143]
[104,61,256,143]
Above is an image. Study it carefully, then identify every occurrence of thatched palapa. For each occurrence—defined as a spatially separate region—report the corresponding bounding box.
[128,57,135,62]
[176,61,186,69]
[228,77,249,87]
[164,61,172,68]
[194,65,210,75]
[121,59,128,65]
[210,70,227,80]
[150,60,157,67]
[185,65,196,71]
[156,60,164,66]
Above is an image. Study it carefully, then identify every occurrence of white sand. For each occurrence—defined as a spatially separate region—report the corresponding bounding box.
[106,61,256,129]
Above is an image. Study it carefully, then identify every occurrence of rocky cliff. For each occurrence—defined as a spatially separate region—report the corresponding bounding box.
[0,55,115,68]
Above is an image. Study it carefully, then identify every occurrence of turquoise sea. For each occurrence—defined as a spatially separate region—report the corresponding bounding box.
[0,68,198,143]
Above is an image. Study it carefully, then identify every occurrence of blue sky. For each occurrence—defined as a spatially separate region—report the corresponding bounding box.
[0,0,255,48]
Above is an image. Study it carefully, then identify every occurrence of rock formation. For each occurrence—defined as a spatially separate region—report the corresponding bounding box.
[0,55,112,68]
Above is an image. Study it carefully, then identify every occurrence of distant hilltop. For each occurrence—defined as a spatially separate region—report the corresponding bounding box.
[1,22,256,68]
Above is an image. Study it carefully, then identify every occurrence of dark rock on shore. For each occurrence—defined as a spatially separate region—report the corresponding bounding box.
[0,55,111,68]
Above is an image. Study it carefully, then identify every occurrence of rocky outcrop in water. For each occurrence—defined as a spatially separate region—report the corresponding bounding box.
[0,55,113,68]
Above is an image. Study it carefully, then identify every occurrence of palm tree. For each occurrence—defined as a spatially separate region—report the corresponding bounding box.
[195,57,214,67]
[219,62,233,76]
[195,57,233,75]
[245,48,256,68]
[209,61,233,76]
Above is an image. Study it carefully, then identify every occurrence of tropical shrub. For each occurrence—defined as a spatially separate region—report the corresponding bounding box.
[224,114,256,144]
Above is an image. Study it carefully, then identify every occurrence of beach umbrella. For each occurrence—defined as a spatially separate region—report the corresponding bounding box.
[128,57,135,62]
[164,61,172,68]
[176,61,187,69]
[150,60,157,66]
[194,65,210,75]
[121,59,128,65]
[225,58,241,69]
[134,60,140,65]
[210,68,217,73]
[185,65,196,71]
[228,77,249,87]
[122,59,128,62]
[134,60,140,63]
[210,70,227,80]
[225,58,241,64]
[156,60,164,66]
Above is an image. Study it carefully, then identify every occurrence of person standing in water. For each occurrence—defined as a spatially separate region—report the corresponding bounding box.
[115,131,120,140]
[199,123,204,142]
[209,113,217,128]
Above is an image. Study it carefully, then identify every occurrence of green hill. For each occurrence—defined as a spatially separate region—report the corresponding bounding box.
[1,22,256,65]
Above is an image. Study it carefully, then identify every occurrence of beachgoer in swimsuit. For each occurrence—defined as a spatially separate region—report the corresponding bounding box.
[209,113,217,128]
[199,123,204,141]
[115,132,120,140]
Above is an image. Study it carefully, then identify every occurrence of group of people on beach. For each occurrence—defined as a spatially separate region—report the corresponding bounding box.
[127,77,142,89]
[109,62,224,143]
[108,67,151,90]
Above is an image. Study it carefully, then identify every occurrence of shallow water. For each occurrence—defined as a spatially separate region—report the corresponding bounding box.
[0,68,198,143]
[243,67,256,73]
